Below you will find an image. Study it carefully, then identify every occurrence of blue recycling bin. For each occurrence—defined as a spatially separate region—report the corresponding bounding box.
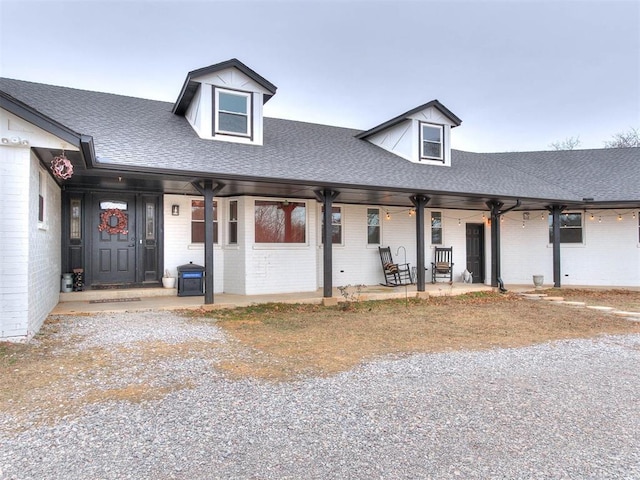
[177,262,205,297]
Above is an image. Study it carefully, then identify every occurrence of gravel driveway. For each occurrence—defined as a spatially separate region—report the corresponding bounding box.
[2,311,640,479]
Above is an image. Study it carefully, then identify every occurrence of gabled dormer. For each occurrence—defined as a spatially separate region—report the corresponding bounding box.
[173,59,277,146]
[357,100,461,167]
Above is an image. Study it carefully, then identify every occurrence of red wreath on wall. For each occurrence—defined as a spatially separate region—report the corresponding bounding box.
[98,208,128,235]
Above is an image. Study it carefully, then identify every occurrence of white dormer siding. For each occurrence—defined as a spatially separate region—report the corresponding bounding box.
[359,101,461,167]
[185,67,269,146]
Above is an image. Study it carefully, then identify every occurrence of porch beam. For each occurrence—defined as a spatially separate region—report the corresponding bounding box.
[315,189,340,298]
[546,204,566,288]
[410,195,430,291]
[192,180,225,304]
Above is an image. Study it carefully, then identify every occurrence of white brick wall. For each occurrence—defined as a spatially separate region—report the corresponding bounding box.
[500,211,640,287]
[28,158,61,336]
[163,194,224,293]
[245,197,317,294]
[0,147,30,339]
[0,150,61,340]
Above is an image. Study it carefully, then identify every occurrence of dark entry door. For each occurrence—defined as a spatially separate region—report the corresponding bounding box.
[92,194,137,285]
[466,223,485,283]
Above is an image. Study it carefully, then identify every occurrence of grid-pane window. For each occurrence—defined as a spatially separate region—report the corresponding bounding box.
[321,206,342,244]
[431,211,442,244]
[255,201,306,243]
[229,200,238,244]
[549,212,583,243]
[421,123,444,161]
[215,89,251,136]
[191,200,218,244]
[367,208,380,244]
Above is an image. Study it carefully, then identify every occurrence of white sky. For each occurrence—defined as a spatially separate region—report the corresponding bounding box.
[1,0,638,152]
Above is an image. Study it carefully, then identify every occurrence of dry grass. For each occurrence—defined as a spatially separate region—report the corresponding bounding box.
[202,290,640,380]
[1,289,639,427]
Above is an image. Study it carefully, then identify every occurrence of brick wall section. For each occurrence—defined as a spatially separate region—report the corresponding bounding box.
[0,148,30,339]
[163,194,224,293]
[28,156,61,336]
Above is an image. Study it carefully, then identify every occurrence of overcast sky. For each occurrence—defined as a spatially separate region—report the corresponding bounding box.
[1,0,638,152]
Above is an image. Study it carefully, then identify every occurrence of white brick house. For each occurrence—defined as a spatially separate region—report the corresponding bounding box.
[1,59,639,341]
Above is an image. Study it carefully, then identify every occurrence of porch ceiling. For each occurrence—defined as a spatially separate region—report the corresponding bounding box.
[35,146,634,213]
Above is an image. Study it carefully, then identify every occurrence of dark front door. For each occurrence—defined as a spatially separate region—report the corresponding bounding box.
[91,194,137,285]
[466,223,485,283]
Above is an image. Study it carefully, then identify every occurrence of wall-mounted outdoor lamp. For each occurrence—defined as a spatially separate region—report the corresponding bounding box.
[171,204,180,216]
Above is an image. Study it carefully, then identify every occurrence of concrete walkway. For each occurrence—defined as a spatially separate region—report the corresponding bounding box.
[53,282,502,315]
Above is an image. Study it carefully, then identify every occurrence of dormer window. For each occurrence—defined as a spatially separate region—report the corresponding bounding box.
[214,88,252,137]
[420,123,444,161]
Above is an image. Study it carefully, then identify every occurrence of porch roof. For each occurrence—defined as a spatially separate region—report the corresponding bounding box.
[1,77,638,211]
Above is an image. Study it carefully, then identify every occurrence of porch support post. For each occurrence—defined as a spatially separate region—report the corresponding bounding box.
[486,199,521,290]
[315,189,340,298]
[486,200,504,289]
[192,180,225,304]
[546,204,566,288]
[410,194,430,291]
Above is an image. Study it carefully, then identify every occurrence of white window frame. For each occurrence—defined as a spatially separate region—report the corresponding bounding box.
[228,200,238,245]
[420,122,444,161]
[548,212,584,244]
[214,88,251,137]
[367,208,381,245]
[38,168,46,228]
[430,211,443,245]
[320,205,343,246]
[254,199,308,245]
[191,199,218,245]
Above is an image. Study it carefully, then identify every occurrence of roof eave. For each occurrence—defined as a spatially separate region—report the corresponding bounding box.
[0,89,97,167]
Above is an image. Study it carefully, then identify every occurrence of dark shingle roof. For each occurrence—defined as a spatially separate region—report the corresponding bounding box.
[1,77,638,204]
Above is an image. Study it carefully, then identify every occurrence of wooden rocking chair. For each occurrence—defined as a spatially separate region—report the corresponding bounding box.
[431,246,454,283]
[378,246,414,286]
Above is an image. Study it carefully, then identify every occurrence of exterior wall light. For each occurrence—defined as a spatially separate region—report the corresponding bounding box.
[171,204,180,216]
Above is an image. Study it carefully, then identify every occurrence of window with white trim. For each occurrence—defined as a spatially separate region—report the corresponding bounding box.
[431,211,442,244]
[38,170,45,223]
[367,208,380,244]
[191,200,218,244]
[321,206,342,244]
[549,212,583,243]
[420,123,444,161]
[214,88,251,137]
[228,200,238,244]
[255,200,306,243]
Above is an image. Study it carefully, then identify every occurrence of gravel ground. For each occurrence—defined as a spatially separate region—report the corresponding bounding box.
[2,311,640,479]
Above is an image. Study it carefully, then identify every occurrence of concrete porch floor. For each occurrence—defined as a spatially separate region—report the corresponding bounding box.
[52,282,521,315]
